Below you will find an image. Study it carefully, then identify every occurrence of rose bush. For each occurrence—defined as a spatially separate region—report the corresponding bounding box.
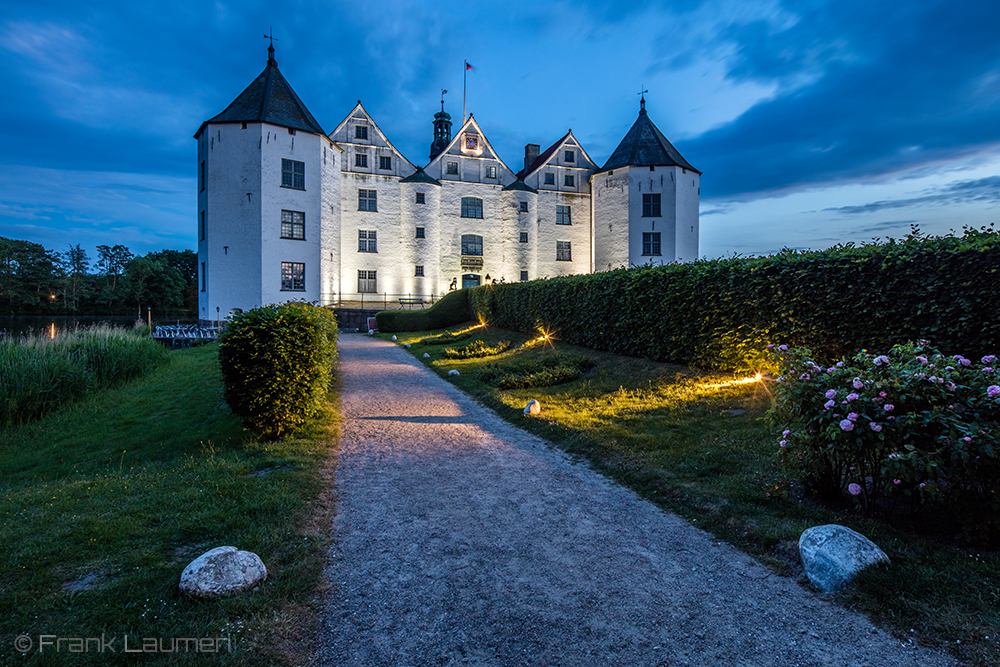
[769,341,1000,542]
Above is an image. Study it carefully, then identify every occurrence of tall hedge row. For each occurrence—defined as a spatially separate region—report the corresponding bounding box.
[375,289,471,333]
[468,228,1000,370]
[218,302,338,438]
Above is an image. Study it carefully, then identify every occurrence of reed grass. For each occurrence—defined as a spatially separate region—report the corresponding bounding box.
[0,325,168,426]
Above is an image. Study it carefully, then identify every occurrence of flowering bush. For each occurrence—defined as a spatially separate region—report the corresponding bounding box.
[769,341,1000,542]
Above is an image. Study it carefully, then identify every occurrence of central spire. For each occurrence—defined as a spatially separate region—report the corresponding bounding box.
[264,29,278,66]
[429,94,452,161]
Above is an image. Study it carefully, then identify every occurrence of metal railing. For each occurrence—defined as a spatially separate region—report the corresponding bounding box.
[322,292,448,311]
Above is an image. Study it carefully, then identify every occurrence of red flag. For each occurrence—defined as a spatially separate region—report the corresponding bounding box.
[466,61,475,71]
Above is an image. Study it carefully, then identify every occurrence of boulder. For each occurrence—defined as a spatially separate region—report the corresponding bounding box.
[404,343,411,348]
[799,525,889,593]
[524,399,541,416]
[179,546,267,599]
[368,329,375,336]
[423,353,430,358]
[391,335,397,341]
[448,370,460,376]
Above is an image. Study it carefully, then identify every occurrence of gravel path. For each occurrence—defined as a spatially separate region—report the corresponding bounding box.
[316,334,955,667]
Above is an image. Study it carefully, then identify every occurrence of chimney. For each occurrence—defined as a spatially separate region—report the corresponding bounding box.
[524,144,540,172]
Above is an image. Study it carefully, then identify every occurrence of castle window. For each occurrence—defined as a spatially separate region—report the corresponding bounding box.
[281,210,305,240]
[200,262,206,292]
[556,241,572,261]
[355,125,368,140]
[416,227,425,239]
[416,192,425,204]
[519,201,528,213]
[520,271,528,281]
[281,159,305,189]
[485,165,497,179]
[643,193,661,217]
[519,232,528,243]
[544,172,555,185]
[461,234,483,256]
[380,156,392,170]
[358,270,377,293]
[447,161,458,175]
[415,265,424,277]
[564,174,575,187]
[642,232,662,256]
[199,161,206,191]
[281,262,305,291]
[355,153,368,168]
[461,197,483,219]
[358,230,377,253]
[556,205,571,225]
[358,189,377,212]
[199,211,206,241]
[564,150,575,163]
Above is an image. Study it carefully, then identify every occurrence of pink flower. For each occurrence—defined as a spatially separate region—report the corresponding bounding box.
[827,367,836,373]
[987,385,1000,398]
[963,437,972,442]
[879,391,887,397]
[984,367,995,373]
[870,422,882,432]
[766,343,775,349]
[840,419,854,431]
[983,355,997,364]
[846,393,859,401]
[957,356,972,367]
[884,404,895,411]
[916,356,928,364]
[836,361,844,367]
[848,483,862,496]
[825,389,837,399]
[780,440,787,447]
[824,400,835,409]
[945,366,955,371]
[848,412,858,421]
[853,378,864,390]
[894,479,901,485]
[945,382,957,392]
[782,429,791,437]
[873,355,889,366]
[777,344,788,351]
[800,373,811,380]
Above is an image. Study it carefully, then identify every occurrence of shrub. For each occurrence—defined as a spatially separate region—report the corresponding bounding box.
[443,340,511,359]
[0,326,168,426]
[218,302,338,438]
[468,226,1000,370]
[421,330,474,346]
[376,289,471,333]
[769,341,1000,543]
[479,353,593,389]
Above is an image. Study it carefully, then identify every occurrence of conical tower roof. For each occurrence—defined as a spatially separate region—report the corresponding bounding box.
[195,45,325,138]
[596,99,699,174]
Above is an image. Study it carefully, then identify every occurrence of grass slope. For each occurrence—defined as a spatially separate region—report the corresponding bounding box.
[0,343,337,666]
[385,324,1000,666]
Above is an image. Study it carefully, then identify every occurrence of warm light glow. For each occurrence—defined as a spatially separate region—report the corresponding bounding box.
[49,323,56,339]
[698,373,763,391]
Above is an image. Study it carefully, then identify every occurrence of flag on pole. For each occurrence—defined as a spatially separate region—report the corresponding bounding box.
[466,61,476,71]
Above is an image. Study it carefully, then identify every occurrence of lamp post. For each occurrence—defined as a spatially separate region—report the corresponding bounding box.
[216,306,220,329]
[147,306,152,336]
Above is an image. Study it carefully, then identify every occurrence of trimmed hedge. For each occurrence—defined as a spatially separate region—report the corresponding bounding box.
[375,289,471,333]
[468,227,1000,370]
[218,302,338,438]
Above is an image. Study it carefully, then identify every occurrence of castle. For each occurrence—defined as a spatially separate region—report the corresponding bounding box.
[195,45,700,324]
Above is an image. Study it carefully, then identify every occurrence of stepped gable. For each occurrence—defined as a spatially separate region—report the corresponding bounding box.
[195,44,325,138]
[595,99,699,174]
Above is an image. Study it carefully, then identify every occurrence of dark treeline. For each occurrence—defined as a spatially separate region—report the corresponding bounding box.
[0,237,197,316]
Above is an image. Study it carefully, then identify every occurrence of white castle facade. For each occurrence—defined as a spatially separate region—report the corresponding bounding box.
[195,46,700,324]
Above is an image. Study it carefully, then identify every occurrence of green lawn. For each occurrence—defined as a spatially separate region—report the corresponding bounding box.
[0,343,337,666]
[386,324,1000,666]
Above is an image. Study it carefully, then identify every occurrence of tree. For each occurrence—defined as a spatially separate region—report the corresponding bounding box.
[146,249,198,314]
[60,244,89,311]
[124,256,185,315]
[0,237,62,314]
[95,244,134,310]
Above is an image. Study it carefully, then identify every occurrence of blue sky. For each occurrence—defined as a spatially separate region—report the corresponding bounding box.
[1,0,998,260]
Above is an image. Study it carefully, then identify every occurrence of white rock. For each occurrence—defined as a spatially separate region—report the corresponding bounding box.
[799,525,889,593]
[404,343,411,348]
[178,546,267,599]
[423,353,430,358]
[368,329,374,335]
[391,335,397,341]
[524,399,541,415]
[448,369,460,376]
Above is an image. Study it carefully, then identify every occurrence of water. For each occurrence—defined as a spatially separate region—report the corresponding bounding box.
[0,316,198,339]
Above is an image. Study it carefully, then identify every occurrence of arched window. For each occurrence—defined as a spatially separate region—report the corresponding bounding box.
[461,234,483,256]
[461,197,483,219]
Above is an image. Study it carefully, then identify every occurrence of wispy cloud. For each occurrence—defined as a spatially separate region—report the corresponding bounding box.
[824,177,1000,216]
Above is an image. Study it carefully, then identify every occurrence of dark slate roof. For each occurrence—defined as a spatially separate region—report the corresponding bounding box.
[502,179,537,193]
[515,131,571,180]
[194,48,325,138]
[595,104,699,174]
[400,167,441,185]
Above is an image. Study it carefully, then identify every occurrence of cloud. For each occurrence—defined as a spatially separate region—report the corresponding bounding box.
[824,176,1000,216]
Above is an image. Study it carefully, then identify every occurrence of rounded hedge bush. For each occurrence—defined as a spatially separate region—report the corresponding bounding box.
[218,302,338,438]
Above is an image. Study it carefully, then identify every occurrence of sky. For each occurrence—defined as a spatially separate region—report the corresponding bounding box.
[1,0,998,261]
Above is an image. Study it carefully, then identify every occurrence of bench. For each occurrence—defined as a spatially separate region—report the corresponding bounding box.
[398,298,424,309]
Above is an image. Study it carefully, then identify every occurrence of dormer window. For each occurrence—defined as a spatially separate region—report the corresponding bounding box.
[485,165,497,179]
[447,161,458,175]
[564,150,575,163]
